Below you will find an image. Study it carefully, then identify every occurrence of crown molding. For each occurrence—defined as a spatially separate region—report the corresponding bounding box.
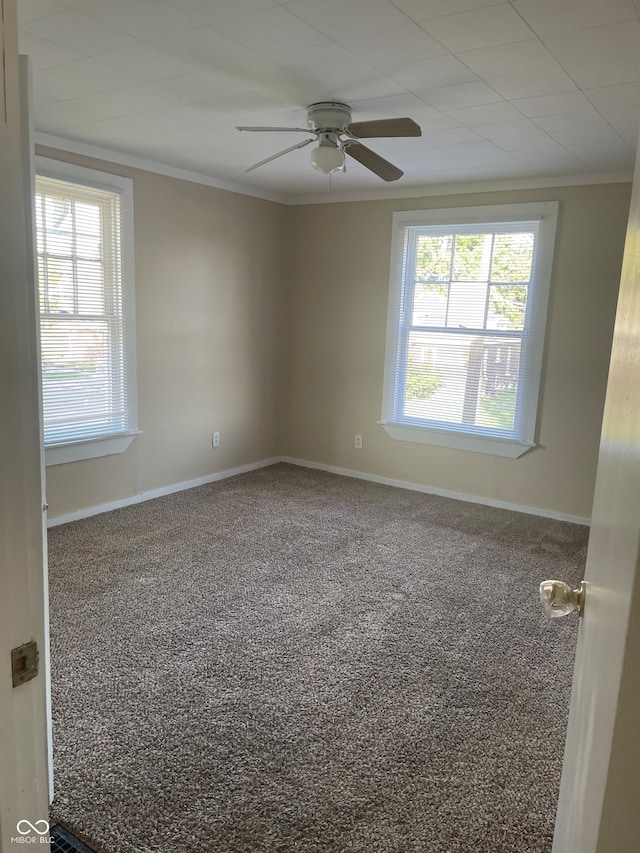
[286,171,634,205]
[33,132,633,207]
[34,132,288,205]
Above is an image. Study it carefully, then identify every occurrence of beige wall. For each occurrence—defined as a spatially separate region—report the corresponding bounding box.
[283,184,631,520]
[38,147,288,519]
[38,149,630,522]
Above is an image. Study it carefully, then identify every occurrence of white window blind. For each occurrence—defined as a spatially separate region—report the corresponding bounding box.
[382,204,558,456]
[36,174,130,447]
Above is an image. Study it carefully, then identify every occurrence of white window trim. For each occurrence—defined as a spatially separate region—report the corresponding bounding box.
[381,201,559,458]
[35,156,140,467]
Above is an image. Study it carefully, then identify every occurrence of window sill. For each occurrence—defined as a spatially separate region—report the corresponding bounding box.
[45,431,141,467]
[379,421,534,458]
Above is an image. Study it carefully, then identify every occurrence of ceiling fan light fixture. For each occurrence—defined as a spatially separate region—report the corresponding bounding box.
[310,142,345,174]
[239,103,419,181]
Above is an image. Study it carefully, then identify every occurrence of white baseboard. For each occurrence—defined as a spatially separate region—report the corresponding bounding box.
[280,456,591,526]
[47,454,591,528]
[46,457,281,527]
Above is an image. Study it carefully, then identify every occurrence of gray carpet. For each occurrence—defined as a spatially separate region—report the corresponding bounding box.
[48,463,587,853]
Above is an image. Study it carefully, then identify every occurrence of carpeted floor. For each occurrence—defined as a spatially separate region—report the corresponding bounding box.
[48,463,587,853]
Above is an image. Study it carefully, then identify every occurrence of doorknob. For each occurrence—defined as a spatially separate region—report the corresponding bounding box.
[540,580,585,618]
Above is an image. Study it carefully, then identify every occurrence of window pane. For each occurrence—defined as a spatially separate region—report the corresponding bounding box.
[44,257,74,314]
[412,282,448,326]
[405,334,445,412]
[44,196,73,256]
[491,232,534,282]
[452,233,492,281]
[77,261,105,315]
[405,332,468,424]
[487,285,527,331]
[75,202,102,259]
[446,281,488,329]
[404,331,520,434]
[40,318,125,442]
[35,195,45,253]
[415,234,452,282]
[476,342,521,431]
[38,257,47,313]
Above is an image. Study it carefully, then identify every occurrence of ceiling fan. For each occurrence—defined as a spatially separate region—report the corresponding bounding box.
[237,101,421,182]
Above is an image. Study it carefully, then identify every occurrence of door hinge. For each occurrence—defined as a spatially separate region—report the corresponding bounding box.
[11,640,39,687]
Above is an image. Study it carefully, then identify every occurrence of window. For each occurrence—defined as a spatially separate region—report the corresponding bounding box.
[381,202,558,458]
[35,158,138,466]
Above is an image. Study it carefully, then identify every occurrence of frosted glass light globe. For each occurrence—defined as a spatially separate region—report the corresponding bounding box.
[310,143,345,174]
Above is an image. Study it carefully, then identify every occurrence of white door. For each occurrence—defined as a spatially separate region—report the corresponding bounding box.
[551,153,640,849]
[0,1,50,850]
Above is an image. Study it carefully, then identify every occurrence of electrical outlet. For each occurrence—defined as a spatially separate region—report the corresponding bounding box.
[355,434,363,449]
[212,431,220,447]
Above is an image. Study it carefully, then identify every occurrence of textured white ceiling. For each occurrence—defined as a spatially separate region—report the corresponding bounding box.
[18,0,640,200]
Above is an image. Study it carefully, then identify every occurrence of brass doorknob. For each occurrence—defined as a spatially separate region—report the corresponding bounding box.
[540,580,585,618]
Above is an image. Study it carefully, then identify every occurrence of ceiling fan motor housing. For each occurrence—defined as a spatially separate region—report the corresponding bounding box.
[307,102,352,133]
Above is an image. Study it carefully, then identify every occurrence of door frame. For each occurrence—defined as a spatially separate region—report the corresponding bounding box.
[0,1,51,848]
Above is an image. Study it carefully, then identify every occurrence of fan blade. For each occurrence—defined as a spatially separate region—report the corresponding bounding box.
[347,117,421,138]
[345,143,403,182]
[245,138,313,173]
[237,126,312,133]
